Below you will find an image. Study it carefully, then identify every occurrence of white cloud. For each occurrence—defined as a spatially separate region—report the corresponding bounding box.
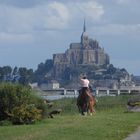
[117,0,131,4]
[74,1,104,21]
[0,1,104,32]
[0,32,33,44]
[116,0,139,6]
[0,0,104,43]
[0,2,70,33]
[91,24,140,36]
[45,2,70,29]
[0,5,37,33]
[0,0,45,8]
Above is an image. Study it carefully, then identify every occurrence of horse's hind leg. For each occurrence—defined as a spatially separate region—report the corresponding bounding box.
[92,106,96,115]
[89,102,96,116]
[88,109,93,116]
[82,104,88,116]
[89,107,93,116]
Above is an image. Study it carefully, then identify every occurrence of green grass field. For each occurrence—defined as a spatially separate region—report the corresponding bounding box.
[0,95,140,140]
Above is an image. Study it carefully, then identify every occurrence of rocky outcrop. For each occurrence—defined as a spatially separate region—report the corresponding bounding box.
[127,98,140,112]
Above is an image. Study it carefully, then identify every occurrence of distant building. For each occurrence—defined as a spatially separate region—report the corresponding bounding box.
[29,82,38,89]
[53,20,110,78]
[40,80,60,90]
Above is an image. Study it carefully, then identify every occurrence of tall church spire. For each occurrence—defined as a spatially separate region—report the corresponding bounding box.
[81,19,89,48]
[83,19,86,32]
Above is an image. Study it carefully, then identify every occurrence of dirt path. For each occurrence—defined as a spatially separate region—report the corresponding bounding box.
[124,127,140,140]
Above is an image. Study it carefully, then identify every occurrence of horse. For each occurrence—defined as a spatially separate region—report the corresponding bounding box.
[77,88,96,116]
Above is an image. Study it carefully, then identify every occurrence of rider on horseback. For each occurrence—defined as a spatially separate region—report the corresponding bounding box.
[79,75,93,98]
[77,74,95,115]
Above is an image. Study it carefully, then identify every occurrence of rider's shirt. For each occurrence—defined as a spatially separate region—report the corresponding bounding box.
[80,79,89,88]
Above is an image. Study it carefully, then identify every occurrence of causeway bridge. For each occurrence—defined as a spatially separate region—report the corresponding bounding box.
[95,87,140,96]
[41,86,140,98]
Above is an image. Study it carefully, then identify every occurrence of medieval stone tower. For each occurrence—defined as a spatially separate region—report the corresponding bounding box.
[53,21,110,78]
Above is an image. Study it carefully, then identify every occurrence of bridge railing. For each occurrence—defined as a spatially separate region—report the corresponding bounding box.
[41,88,140,97]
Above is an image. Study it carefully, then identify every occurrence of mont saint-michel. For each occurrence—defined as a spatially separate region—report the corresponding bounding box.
[36,21,133,89]
[53,20,109,79]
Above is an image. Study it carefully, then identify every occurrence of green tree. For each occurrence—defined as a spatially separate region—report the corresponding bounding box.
[0,83,46,124]
[0,66,12,81]
[2,66,12,75]
[34,59,53,84]
[18,67,34,85]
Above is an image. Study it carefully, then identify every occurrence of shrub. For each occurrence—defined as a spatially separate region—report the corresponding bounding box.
[12,104,42,124]
[0,83,46,125]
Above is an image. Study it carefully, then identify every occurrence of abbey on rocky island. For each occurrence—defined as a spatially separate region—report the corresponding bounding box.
[53,20,110,78]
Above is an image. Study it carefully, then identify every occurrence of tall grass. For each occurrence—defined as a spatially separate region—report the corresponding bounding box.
[51,95,136,114]
[0,95,140,140]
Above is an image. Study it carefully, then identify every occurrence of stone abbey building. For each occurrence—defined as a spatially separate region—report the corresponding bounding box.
[53,21,110,78]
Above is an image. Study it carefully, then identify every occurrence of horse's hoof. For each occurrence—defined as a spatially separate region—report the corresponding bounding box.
[90,113,93,116]
[83,112,87,116]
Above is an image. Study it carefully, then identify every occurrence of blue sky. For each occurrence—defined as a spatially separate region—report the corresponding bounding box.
[0,0,140,75]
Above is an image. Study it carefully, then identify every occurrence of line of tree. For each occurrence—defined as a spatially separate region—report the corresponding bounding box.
[0,59,53,85]
[0,59,129,87]
[0,66,34,85]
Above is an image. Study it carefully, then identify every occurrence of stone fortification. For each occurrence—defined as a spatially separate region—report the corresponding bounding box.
[53,21,110,78]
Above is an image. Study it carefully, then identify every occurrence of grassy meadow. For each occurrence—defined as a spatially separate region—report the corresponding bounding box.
[0,95,140,140]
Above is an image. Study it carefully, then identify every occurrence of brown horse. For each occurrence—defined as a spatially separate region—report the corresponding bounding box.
[77,89,96,115]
